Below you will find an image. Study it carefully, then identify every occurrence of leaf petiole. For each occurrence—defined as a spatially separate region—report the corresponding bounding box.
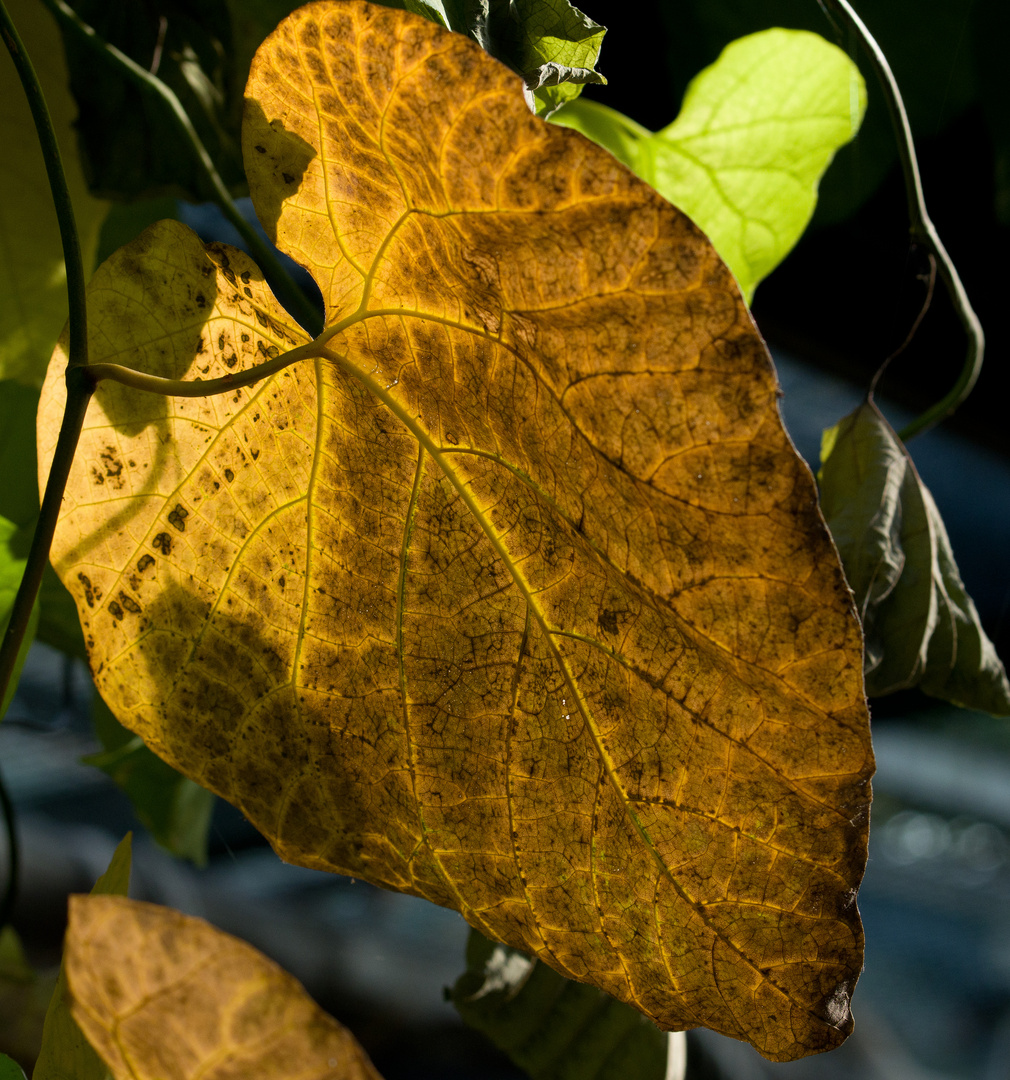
[818,0,983,441]
[39,0,323,337]
[85,320,351,398]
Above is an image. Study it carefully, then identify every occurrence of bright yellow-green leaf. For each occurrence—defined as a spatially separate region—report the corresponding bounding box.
[553,29,866,301]
[39,2,871,1061]
[65,895,382,1080]
[32,835,131,1080]
[819,400,1010,714]
[0,0,108,385]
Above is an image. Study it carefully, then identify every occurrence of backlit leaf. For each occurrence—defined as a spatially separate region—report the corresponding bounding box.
[39,2,871,1060]
[65,895,382,1080]
[819,400,1010,714]
[450,927,671,1080]
[553,29,865,301]
[32,834,131,1080]
[0,0,108,385]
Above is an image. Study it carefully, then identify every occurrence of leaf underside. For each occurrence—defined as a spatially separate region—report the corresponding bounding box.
[39,1,872,1061]
[65,895,382,1080]
[819,400,1010,714]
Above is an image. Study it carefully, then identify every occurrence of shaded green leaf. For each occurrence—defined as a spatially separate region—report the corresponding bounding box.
[85,695,213,865]
[57,0,245,203]
[0,0,107,385]
[553,28,864,300]
[0,381,85,663]
[0,927,56,1072]
[819,400,1010,715]
[0,515,39,720]
[450,930,670,1080]
[0,1054,27,1080]
[32,835,131,1080]
[0,382,43,530]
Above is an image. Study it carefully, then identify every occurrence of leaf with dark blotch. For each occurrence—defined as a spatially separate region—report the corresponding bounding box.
[819,400,1010,714]
[39,2,871,1060]
[450,928,670,1080]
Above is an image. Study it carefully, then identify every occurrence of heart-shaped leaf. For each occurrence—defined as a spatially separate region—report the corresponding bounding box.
[38,1,871,1060]
[65,895,382,1080]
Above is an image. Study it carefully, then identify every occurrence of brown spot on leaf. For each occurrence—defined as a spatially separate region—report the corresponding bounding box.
[118,592,142,614]
[77,572,95,608]
[168,505,189,532]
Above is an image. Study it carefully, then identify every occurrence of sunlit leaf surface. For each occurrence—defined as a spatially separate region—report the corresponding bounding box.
[66,896,382,1080]
[819,400,1010,714]
[39,1,871,1060]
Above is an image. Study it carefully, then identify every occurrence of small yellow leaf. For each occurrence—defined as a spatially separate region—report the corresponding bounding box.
[65,895,382,1080]
[39,1,872,1060]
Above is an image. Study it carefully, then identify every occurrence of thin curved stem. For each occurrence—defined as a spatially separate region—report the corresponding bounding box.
[40,0,323,338]
[0,0,87,370]
[818,0,983,441]
[88,338,327,398]
[0,763,19,929]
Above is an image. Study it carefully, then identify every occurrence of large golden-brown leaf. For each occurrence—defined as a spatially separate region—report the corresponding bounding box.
[38,0,872,1060]
[65,895,382,1079]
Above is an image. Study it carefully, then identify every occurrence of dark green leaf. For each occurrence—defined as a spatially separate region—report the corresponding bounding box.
[0,382,43,529]
[819,400,1010,714]
[0,1054,27,1080]
[0,381,86,662]
[85,695,214,865]
[0,928,54,1079]
[450,930,669,1080]
[0,516,39,720]
[32,835,130,1080]
[58,0,245,203]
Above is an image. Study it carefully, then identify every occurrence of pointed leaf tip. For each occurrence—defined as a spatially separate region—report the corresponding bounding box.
[819,400,1010,714]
